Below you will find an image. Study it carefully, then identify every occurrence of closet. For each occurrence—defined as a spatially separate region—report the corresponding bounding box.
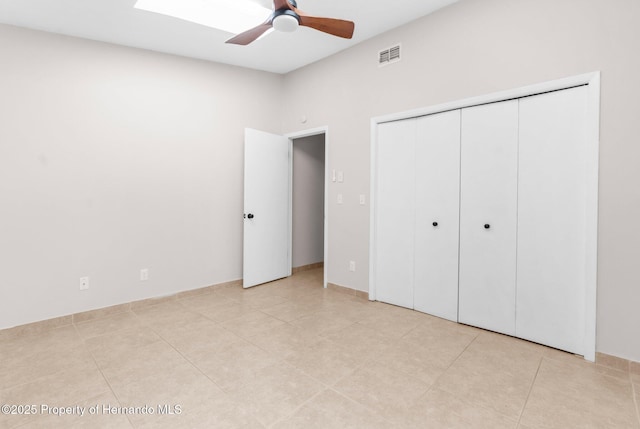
[371,78,597,357]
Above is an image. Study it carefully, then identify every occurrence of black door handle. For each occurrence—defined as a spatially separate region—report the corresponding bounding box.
[484,224,490,229]
[247,213,255,219]
[432,222,438,227]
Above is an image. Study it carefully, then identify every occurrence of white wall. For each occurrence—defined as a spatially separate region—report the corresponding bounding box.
[292,135,325,268]
[281,0,640,362]
[2,0,640,363]
[0,25,284,329]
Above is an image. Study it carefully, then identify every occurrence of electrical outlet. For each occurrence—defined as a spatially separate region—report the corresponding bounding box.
[337,194,343,204]
[349,261,356,272]
[140,269,149,281]
[359,194,366,205]
[337,171,344,183]
[79,276,89,291]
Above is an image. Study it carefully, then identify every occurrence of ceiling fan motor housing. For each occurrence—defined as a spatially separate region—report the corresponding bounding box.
[272,10,300,32]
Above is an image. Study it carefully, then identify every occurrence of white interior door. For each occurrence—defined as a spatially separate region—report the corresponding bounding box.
[516,87,589,354]
[374,119,416,308]
[243,128,291,288]
[414,110,461,321]
[459,100,519,335]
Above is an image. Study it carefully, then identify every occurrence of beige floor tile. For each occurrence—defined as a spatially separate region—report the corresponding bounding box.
[0,325,83,361]
[356,311,423,339]
[220,311,286,339]
[372,337,471,387]
[319,300,378,323]
[238,293,290,310]
[266,283,326,301]
[0,326,86,388]
[0,361,110,429]
[99,341,191,392]
[215,284,274,302]
[260,300,324,323]
[3,268,637,429]
[285,339,362,386]
[396,387,518,429]
[84,325,162,368]
[434,332,543,420]
[370,317,477,386]
[375,301,429,320]
[211,285,246,301]
[403,314,482,342]
[177,292,238,314]
[333,360,431,421]
[113,360,224,407]
[0,316,72,343]
[291,268,324,282]
[73,303,131,324]
[74,312,142,340]
[225,362,324,427]
[187,339,281,390]
[196,302,260,323]
[288,311,355,336]
[112,362,225,427]
[15,391,134,429]
[132,301,205,331]
[272,389,390,429]
[473,330,549,357]
[245,324,322,360]
[321,322,398,357]
[520,358,639,429]
[156,318,242,356]
[134,394,263,429]
[218,281,291,309]
[537,354,631,392]
[0,343,97,391]
[542,346,591,367]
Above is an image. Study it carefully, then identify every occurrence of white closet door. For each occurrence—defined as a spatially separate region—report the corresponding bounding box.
[516,87,588,354]
[459,100,519,335]
[375,119,416,308]
[414,110,461,321]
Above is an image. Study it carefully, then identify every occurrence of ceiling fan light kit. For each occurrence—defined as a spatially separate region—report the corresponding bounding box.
[226,0,355,45]
[272,11,300,33]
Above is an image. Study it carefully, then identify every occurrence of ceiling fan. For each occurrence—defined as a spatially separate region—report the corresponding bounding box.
[226,0,355,45]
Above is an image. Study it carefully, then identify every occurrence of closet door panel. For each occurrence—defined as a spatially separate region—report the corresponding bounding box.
[375,119,416,309]
[517,86,588,354]
[459,100,519,335]
[414,110,461,321]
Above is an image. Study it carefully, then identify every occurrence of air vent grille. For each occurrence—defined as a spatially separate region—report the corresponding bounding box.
[378,44,401,67]
[389,45,400,61]
[379,50,390,64]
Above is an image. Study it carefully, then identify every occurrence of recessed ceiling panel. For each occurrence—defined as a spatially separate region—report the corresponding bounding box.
[0,0,459,74]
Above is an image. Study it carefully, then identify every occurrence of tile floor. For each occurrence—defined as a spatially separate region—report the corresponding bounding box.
[1,268,639,428]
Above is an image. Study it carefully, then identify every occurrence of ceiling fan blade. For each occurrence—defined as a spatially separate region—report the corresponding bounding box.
[225,23,273,45]
[297,15,355,39]
[273,0,293,11]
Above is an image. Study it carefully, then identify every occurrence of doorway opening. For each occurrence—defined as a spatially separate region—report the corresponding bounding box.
[291,133,326,286]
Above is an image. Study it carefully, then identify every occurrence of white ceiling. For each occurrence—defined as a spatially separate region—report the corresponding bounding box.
[0,0,458,74]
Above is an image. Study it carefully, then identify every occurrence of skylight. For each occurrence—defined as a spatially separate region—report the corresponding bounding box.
[134,0,272,35]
